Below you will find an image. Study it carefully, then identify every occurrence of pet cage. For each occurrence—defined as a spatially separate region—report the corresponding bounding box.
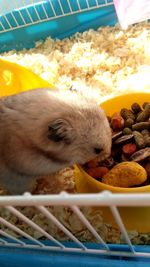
[0,0,117,52]
[1,191,150,267]
[0,1,150,267]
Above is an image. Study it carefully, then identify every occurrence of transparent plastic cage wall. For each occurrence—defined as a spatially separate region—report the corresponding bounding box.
[0,0,117,52]
[1,191,150,267]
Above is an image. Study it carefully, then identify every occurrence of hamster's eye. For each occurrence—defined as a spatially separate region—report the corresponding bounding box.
[94,147,103,155]
[48,127,64,142]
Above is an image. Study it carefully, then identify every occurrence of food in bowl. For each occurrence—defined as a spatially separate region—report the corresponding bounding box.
[83,101,150,188]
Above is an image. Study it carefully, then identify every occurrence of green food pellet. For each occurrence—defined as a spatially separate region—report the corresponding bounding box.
[131,103,142,114]
[141,129,150,138]
[133,131,145,149]
[120,108,135,121]
[136,104,150,122]
[145,137,150,147]
[142,102,149,109]
[122,127,133,135]
[132,122,150,131]
[124,118,134,128]
[136,111,142,119]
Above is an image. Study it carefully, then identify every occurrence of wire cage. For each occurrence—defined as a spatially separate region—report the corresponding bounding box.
[1,191,150,267]
[0,1,150,267]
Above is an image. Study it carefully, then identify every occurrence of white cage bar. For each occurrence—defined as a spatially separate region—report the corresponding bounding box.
[1,191,150,207]
[0,191,150,258]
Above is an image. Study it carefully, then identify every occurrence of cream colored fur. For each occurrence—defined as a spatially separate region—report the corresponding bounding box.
[0,88,111,194]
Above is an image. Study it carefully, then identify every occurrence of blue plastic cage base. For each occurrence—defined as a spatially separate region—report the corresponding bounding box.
[0,5,118,53]
[1,243,150,267]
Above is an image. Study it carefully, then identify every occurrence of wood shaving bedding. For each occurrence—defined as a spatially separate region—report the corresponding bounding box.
[0,22,150,244]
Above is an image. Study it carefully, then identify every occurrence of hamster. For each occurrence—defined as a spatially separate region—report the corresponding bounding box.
[0,88,112,195]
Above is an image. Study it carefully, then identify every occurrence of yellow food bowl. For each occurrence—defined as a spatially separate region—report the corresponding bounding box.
[75,92,150,233]
[0,58,54,97]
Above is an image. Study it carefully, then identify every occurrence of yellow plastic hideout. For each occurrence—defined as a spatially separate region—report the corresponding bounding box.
[0,58,54,97]
[75,92,150,233]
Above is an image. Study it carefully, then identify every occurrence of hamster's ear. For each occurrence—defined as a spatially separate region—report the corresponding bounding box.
[48,119,73,144]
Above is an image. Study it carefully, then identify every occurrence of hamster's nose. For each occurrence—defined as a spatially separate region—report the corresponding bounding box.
[94,148,103,155]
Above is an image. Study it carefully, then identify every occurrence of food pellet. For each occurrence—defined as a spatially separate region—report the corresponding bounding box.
[122,143,137,157]
[142,102,149,109]
[111,113,124,131]
[132,122,150,131]
[120,108,135,121]
[131,103,142,114]
[133,131,145,149]
[84,101,150,188]
[136,104,150,122]
[87,167,109,180]
[124,118,134,128]
[122,127,132,135]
